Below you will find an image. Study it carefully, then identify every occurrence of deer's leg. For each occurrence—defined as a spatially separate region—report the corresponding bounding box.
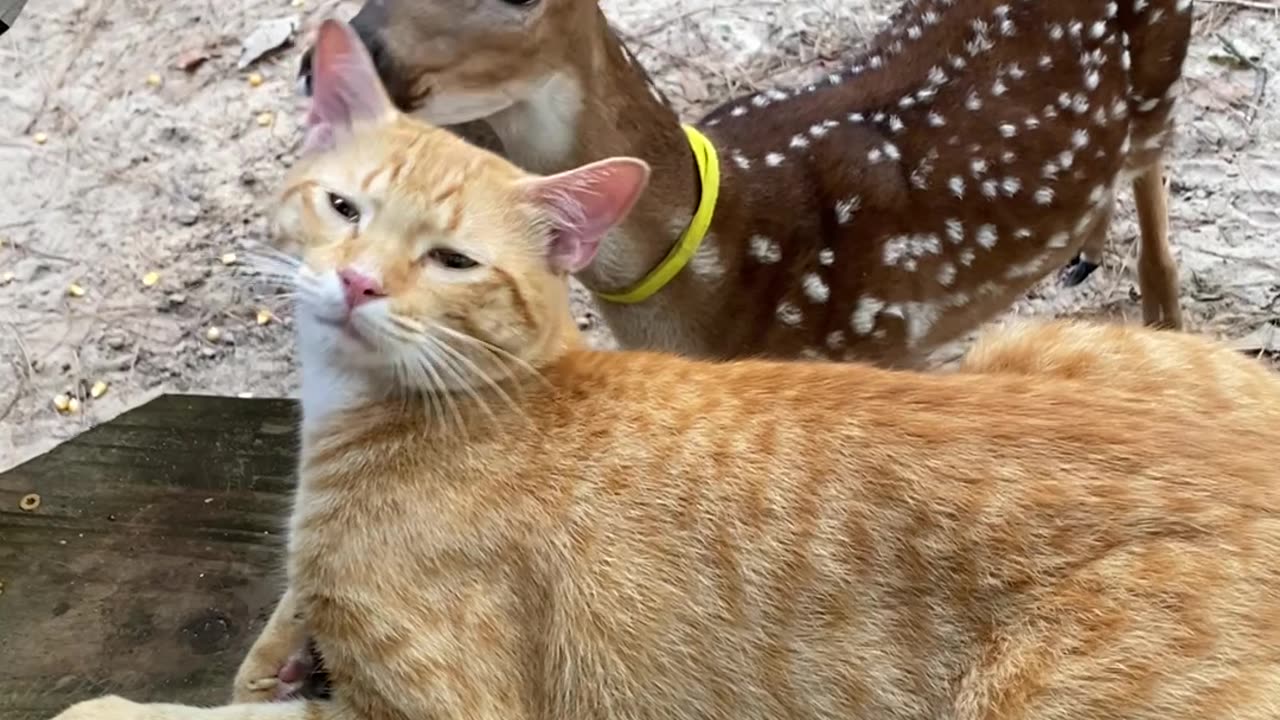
[1062,205,1113,288]
[1132,158,1183,330]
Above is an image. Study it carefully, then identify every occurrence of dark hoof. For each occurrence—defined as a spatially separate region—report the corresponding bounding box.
[1062,255,1100,287]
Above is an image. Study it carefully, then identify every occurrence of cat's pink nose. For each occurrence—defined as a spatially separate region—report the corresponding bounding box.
[338,267,386,310]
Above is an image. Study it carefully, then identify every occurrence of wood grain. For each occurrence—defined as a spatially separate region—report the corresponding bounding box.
[0,394,299,719]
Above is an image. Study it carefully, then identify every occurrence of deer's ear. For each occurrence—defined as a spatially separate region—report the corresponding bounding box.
[521,157,651,273]
[302,19,396,154]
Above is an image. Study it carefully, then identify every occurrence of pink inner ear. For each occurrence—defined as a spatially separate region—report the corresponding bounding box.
[527,158,652,273]
[303,20,394,153]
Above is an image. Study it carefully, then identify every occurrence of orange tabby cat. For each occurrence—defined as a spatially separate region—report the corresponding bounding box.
[961,318,1280,416]
[50,20,1280,720]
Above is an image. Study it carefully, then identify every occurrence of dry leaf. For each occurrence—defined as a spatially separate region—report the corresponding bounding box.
[238,16,299,70]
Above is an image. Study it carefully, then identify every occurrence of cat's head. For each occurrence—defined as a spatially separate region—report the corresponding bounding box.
[273,20,649,390]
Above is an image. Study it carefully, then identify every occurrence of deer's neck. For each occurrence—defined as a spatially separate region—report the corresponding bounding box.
[485,11,715,305]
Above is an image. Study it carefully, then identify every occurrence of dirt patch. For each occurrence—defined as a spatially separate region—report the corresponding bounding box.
[1,0,1277,470]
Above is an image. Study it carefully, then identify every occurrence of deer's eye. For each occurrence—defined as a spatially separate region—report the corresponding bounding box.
[428,248,479,270]
[327,193,360,224]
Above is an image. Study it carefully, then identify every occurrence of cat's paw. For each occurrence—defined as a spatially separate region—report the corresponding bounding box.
[48,695,143,720]
[232,643,316,703]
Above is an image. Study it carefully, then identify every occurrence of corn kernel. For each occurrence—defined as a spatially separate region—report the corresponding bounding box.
[67,397,82,414]
[206,326,223,343]
[220,252,238,265]
[256,112,274,127]
[146,73,163,87]
[248,72,264,87]
[90,381,109,399]
[67,283,86,297]
[32,132,48,145]
[0,271,14,285]
[53,394,71,412]
[256,308,273,326]
[142,271,160,287]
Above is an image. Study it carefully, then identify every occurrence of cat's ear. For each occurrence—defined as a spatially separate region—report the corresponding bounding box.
[522,157,651,273]
[302,19,396,154]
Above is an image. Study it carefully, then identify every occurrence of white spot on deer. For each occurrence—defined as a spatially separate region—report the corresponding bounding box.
[1072,129,1091,149]
[1088,21,1107,39]
[1120,49,1132,71]
[852,297,885,335]
[1092,107,1108,126]
[1004,255,1048,279]
[819,248,835,266]
[1006,63,1026,80]
[981,179,999,198]
[751,95,771,108]
[1024,116,1041,130]
[1176,0,1191,13]
[976,224,998,249]
[1069,20,1084,38]
[1150,7,1166,23]
[869,55,884,69]
[923,10,941,25]
[883,234,941,268]
[1001,177,1022,197]
[949,176,966,198]
[966,92,983,111]
[959,247,977,266]
[992,79,1008,96]
[802,273,831,303]
[1001,150,1017,164]
[826,330,846,351]
[732,153,751,170]
[1058,150,1076,169]
[1084,70,1100,91]
[776,301,803,326]
[1135,97,1160,113]
[730,106,747,117]
[848,112,866,123]
[868,147,884,163]
[791,134,810,150]
[1014,228,1033,240]
[749,235,782,264]
[928,65,948,85]
[904,302,941,346]
[1042,161,1060,179]
[937,262,957,287]
[907,24,923,40]
[883,143,901,161]
[949,54,968,71]
[1105,1,1118,18]
[899,95,918,110]
[1038,54,1053,70]
[689,237,725,281]
[999,123,1017,138]
[970,158,989,177]
[888,115,905,134]
[1043,104,1060,119]
[946,218,964,244]
[809,123,831,139]
[835,196,862,225]
[1070,94,1091,114]
[765,152,785,167]
[1034,187,1055,205]
[1074,212,1096,236]
[1119,134,1132,156]
[1049,23,1065,40]
[648,84,666,105]
[827,73,843,85]
[928,112,947,127]
[1047,231,1070,248]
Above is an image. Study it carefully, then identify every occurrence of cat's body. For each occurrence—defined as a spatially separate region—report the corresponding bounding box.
[50,20,1280,720]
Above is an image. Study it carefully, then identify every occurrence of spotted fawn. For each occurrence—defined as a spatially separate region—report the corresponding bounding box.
[299,0,1192,367]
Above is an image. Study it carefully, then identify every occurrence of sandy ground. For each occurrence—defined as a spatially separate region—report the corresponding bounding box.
[1,0,1277,471]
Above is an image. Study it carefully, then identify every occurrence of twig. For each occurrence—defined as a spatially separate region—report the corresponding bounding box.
[1216,33,1270,125]
[22,0,117,134]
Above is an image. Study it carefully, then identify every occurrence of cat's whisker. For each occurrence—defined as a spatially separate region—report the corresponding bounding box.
[410,349,467,441]
[429,323,549,393]
[423,333,524,425]
[419,337,502,430]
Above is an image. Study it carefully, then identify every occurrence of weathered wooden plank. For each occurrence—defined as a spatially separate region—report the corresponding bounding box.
[0,394,299,720]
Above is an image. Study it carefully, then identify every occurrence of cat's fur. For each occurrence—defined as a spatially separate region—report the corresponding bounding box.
[50,20,1280,720]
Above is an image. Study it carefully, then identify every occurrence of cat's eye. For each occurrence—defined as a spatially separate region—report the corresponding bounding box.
[327,192,360,224]
[428,248,479,270]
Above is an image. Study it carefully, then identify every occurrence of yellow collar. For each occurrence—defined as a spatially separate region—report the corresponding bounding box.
[597,124,721,305]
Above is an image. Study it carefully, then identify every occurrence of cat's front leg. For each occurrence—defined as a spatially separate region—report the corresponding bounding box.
[49,697,330,720]
[232,587,311,703]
